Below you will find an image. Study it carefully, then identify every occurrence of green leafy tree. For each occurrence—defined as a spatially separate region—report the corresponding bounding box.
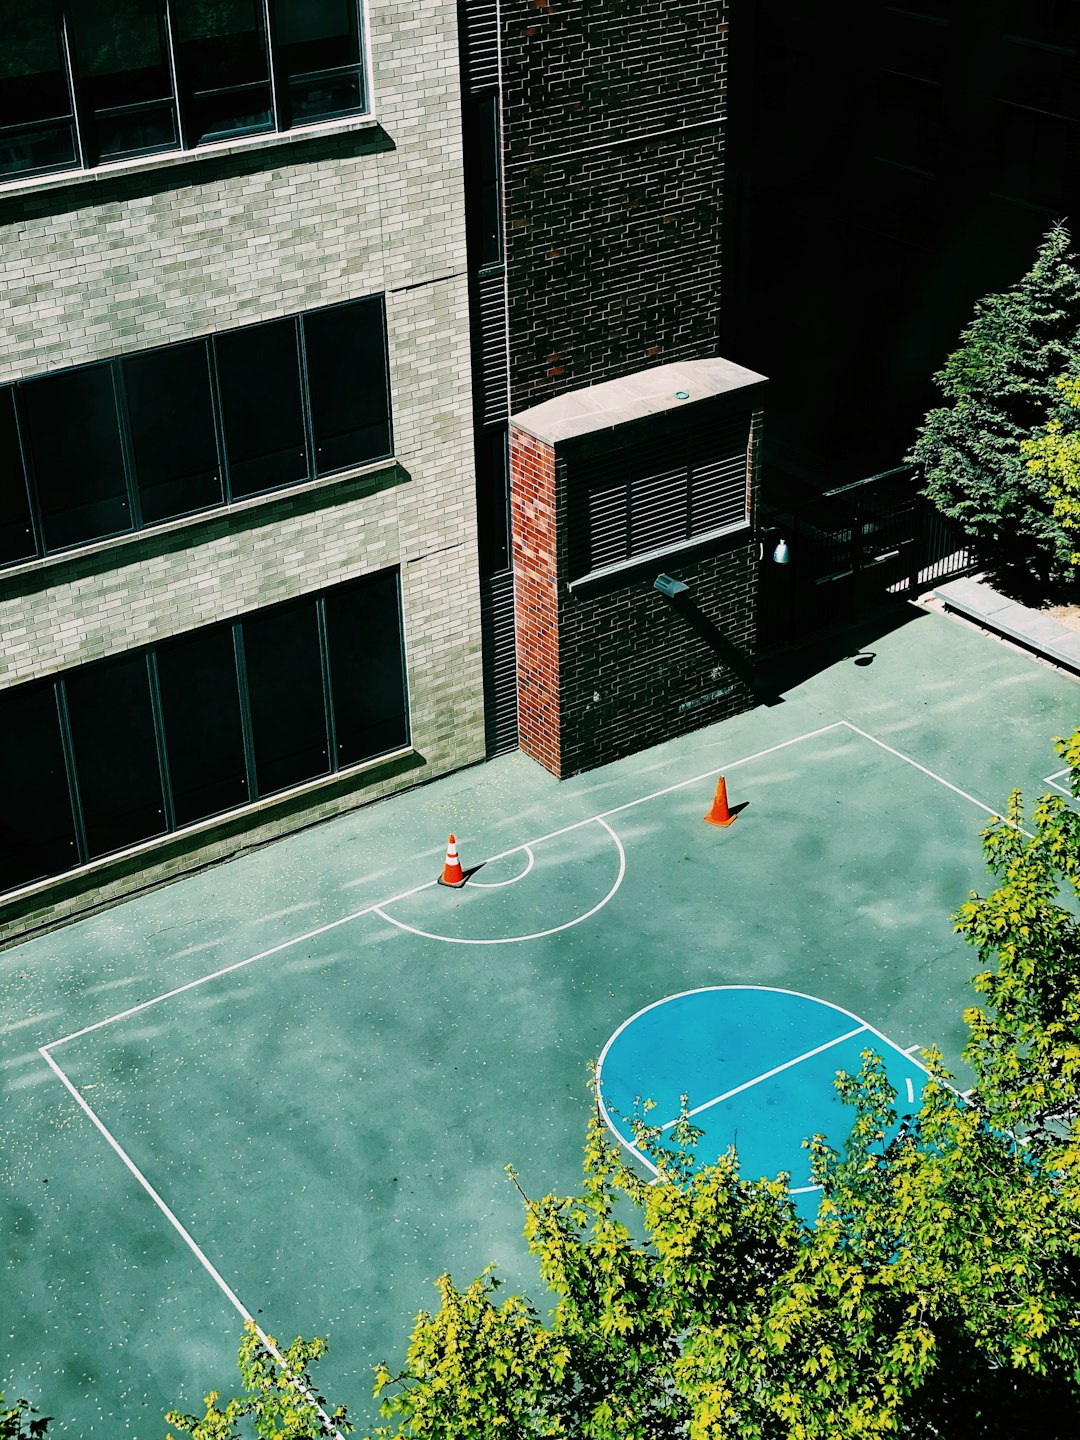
[1023,373,1080,565]
[365,735,1080,1439]
[165,1322,352,1440]
[909,223,1080,590]
[0,1394,50,1439]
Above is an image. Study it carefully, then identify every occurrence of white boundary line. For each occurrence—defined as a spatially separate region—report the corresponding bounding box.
[595,985,937,1185]
[840,721,1022,830]
[373,819,624,945]
[660,1024,869,1129]
[469,845,535,888]
[36,716,1013,1407]
[38,1049,345,1437]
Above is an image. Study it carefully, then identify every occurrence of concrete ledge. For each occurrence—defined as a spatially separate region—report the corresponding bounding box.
[935,577,1080,675]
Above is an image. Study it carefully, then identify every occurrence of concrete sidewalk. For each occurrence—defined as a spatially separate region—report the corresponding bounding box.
[935,575,1080,677]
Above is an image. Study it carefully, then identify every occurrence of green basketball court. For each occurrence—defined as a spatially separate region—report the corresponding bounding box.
[2,604,1077,1435]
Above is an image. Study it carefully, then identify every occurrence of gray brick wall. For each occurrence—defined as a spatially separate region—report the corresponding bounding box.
[0,0,484,936]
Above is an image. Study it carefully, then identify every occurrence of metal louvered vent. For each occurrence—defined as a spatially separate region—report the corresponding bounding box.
[569,414,752,580]
[460,1,500,93]
[480,568,518,755]
[476,269,509,424]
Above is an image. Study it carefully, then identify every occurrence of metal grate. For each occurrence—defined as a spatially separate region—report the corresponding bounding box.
[459,1,500,93]
[570,415,752,579]
[476,269,509,424]
[480,568,518,755]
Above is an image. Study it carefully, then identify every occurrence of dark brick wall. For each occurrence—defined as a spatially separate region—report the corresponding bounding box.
[499,0,729,411]
[557,532,758,777]
[510,396,763,779]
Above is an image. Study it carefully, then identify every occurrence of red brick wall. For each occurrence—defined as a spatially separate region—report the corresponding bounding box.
[509,424,561,775]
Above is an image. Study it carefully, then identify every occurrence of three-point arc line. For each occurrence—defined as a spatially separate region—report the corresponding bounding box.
[34,718,1016,1426]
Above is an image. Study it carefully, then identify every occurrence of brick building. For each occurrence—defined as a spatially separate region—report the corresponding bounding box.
[0,2,485,937]
[0,1,763,937]
[460,0,763,776]
[1,0,759,936]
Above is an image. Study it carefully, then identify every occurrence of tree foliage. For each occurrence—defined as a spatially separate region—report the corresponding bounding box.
[364,734,1080,1439]
[1023,373,1080,566]
[164,1322,352,1440]
[0,1394,50,1440]
[909,223,1080,590]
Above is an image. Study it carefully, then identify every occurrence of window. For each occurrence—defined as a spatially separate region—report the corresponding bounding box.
[0,570,408,895]
[276,0,366,125]
[0,7,77,179]
[303,297,391,473]
[68,0,177,163]
[0,294,392,568]
[156,624,247,825]
[0,389,34,565]
[63,651,167,857]
[21,362,130,550]
[876,72,943,173]
[243,596,330,795]
[570,417,753,580]
[996,103,1076,209]
[217,318,308,497]
[123,340,222,523]
[0,681,78,893]
[0,0,367,183]
[325,570,408,764]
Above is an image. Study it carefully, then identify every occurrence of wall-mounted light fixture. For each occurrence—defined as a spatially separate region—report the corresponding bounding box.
[654,573,689,598]
[758,529,791,566]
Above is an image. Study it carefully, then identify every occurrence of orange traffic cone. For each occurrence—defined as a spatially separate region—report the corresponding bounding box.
[438,833,467,887]
[704,776,736,827]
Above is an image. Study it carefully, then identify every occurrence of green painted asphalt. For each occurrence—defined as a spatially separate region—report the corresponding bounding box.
[2,604,1078,1436]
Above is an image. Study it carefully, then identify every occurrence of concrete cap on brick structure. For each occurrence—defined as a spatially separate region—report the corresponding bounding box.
[509,358,767,446]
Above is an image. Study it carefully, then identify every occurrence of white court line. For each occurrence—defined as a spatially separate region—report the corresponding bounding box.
[839,721,1029,834]
[469,845,535,888]
[38,1047,345,1439]
[596,986,942,1186]
[373,818,625,945]
[37,715,1012,1408]
[44,875,442,1053]
[904,1042,922,1055]
[44,722,847,1048]
[1043,770,1079,804]
[658,1024,868,1130]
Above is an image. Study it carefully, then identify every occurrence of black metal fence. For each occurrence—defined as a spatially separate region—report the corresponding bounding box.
[757,466,977,650]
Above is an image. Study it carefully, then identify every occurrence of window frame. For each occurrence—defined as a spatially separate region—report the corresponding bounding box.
[0,0,369,185]
[0,566,410,896]
[0,292,393,569]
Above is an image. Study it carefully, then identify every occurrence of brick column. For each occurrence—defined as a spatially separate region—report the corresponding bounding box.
[509,424,561,775]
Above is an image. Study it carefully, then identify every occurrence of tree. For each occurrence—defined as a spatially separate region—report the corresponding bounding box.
[0,1395,50,1440]
[364,734,1080,1439]
[165,1322,351,1440]
[909,223,1080,591]
[1023,373,1080,567]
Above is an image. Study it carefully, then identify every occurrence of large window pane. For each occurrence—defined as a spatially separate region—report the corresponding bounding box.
[65,653,167,857]
[243,597,329,795]
[0,388,35,565]
[0,5,77,178]
[304,298,391,473]
[217,318,308,497]
[69,0,176,161]
[276,0,365,124]
[21,364,130,551]
[0,681,78,892]
[175,0,272,143]
[157,624,248,825]
[123,340,222,522]
[325,571,408,765]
